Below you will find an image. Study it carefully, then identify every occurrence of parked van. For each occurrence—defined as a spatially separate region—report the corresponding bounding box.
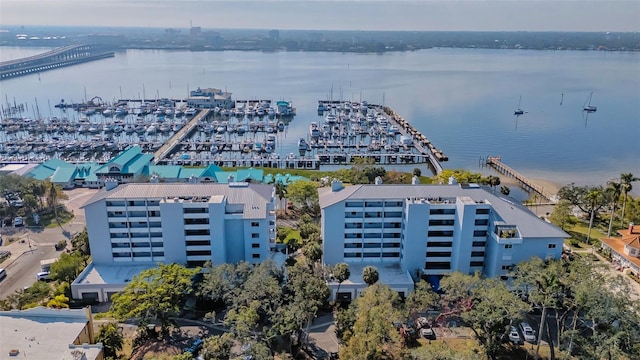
[519,322,537,343]
[13,216,23,227]
[0,268,7,281]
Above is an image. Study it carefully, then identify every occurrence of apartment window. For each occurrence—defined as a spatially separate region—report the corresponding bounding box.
[470,261,484,267]
[430,209,455,215]
[363,252,380,258]
[151,242,163,248]
[476,208,490,215]
[548,244,557,249]
[187,250,211,256]
[473,230,487,237]
[345,223,363,229]
[185,218,209,225]
[344,253,361,258]
[344,243,362,249]
[364,233,381,239]
[382,233,401,239]
[472,241,486,247]
[345,233,363,239]
[471,251,485,257]
[148,211,160,217]
[384,201,403,207]
[251,233,260,238]
[384,211,402,218]
[505,244,513,249]
[474,219,489,226]
[501,265,514,271]
[113,252,131,258]
[183,207,208,214]
[152,251,164,257]
[382,252,400,258]
[429,219,455,226]
[185,229,210,236]
[382,243,401,248]
[251,222,260,227]
[364,243,381,249]
[427,241,452,247]
[364,212,381,218]
[252,243,260,248]
[426,251,451,257]
[383,222,402,229]
[186,240,211,246]
[133,252,151,257]
[425,262,451,270]
[428,230,453,237]
[252,254,260,259]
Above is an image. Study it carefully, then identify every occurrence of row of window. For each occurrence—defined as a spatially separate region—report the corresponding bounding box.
[344,243,401,249]
[345,222,402,229]
[113,252,164,258]
[345,233,401,239]
[345,211,403,218]
[110,232,163,239]
[106,200,160,207]
[109,221,162,228]
[345,252,400,258]
[424,261,483,269]
[345,201,403,208]
[108,211,161,218]
[426,241,486,248]
[111,242,163,249]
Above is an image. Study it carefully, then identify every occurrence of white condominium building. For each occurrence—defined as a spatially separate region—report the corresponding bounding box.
[72,181,276,302]
[319,181,567,300]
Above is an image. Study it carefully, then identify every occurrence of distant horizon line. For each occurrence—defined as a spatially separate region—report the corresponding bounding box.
[0,25,637,34]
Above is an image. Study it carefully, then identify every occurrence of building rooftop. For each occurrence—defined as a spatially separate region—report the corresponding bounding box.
[319,184,568,239]
[73,262,155,285]
[327,262,414,287]
[82,182,274,219]
[0,307,102,360]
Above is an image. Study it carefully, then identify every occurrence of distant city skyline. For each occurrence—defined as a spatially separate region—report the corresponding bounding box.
[1,0,639,32]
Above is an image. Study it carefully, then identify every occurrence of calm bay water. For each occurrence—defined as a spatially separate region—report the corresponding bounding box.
[1,46,638,187]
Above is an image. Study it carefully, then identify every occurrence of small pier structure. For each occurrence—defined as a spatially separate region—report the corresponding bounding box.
[484,156,556,202]
[0,45,115,80]
[153,109,211,164]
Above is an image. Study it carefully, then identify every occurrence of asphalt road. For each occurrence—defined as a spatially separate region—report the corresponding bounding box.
[0,188,97,299]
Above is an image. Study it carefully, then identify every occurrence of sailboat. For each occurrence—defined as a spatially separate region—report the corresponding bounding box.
[583,91,597,112]
[514,96,524,116]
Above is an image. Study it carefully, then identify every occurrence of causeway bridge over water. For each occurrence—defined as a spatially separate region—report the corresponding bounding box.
[0,45,115,80]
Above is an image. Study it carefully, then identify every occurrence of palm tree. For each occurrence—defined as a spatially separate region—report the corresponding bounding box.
[585,188,604,244]
[333,262,351,300]
[275,182,287,210]
[606,181,622,238]
[620,173,639,227]
[47,182,60,226]
[362,265,379,286]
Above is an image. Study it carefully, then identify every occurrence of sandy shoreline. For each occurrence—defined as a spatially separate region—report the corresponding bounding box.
[498,176,563,195]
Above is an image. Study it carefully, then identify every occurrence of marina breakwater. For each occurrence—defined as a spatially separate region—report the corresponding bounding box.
[1,98,447,175]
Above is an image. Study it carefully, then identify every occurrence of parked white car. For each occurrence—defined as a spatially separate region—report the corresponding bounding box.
[36,271,51,281]
[508,326,523,345]
[519,322,537,343]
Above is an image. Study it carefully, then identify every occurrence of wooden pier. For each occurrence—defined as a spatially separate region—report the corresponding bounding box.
[153,109,211,164]
[485,156,556,203]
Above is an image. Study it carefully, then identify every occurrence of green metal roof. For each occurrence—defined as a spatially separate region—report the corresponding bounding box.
[51,166,77,183]
[26,158,73,180]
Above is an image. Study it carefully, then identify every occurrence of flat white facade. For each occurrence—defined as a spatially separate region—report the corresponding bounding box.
[320,183,567,299]
[73,182,276,302]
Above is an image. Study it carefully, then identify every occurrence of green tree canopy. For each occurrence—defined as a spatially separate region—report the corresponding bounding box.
[110,263,199,335]
[49,253,85,283]
[339,283,406,360]
[286,180,319,209]
[96,322,124,359]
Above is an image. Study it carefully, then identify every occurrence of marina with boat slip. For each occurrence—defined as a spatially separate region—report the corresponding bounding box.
[0,92,447,174]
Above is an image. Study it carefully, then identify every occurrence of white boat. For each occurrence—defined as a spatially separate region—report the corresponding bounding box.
[277,121,285,132]
[298,138,309,152]
[514,96,524,115]
[583,91,597,112]
[185,108,198,116]
[325,113,337,124]
[146,124,157,134]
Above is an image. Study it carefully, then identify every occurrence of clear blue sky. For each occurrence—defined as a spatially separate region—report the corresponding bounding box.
[1,0,639,32]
